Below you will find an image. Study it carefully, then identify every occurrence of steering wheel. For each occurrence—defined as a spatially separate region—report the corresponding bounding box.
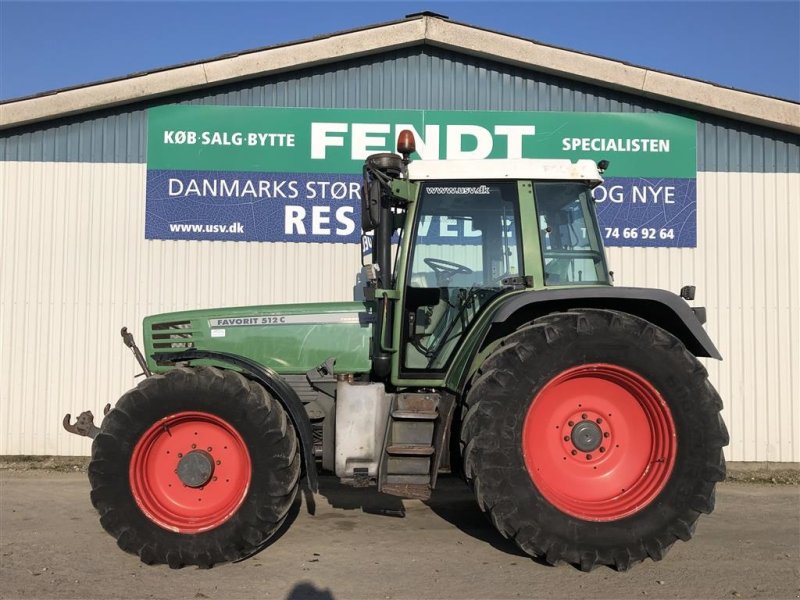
[424,257,473,284]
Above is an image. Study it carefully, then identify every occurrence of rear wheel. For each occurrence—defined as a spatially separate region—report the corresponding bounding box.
[89,366,300,568]
[460,309,728,571]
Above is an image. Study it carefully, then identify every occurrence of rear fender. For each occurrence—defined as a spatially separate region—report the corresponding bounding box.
[452,287,721,394]
[491,287,720,358]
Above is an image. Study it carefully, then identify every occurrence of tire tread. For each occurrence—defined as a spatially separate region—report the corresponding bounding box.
[89,366,300,568]
[459,309,728,571]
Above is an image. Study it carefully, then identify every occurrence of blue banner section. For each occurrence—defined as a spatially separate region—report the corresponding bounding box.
[145,170,362,243]
[593,177,696,247]
[146,171,696,248]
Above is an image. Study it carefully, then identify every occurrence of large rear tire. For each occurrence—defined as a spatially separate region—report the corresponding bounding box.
[89,366,300,568]
[460,309,728,571]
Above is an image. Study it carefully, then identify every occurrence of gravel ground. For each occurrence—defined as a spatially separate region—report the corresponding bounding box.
[1,471,798,600]
[3,457,798,484]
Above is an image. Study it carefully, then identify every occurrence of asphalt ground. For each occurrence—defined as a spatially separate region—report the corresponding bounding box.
[0,472,798,600]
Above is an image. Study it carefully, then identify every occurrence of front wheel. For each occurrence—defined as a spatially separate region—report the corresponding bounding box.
[89,366,300,568]
[460,309,728,571]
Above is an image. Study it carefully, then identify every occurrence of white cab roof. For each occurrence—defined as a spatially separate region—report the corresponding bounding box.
[407,158,603,184]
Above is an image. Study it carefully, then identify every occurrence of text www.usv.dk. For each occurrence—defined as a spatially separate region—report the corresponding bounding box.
[168,222,245,234]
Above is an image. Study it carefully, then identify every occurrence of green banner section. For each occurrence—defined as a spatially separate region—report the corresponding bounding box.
[147,106,696,178]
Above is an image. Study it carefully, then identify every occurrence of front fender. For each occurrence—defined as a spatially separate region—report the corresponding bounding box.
[152,349,318,492]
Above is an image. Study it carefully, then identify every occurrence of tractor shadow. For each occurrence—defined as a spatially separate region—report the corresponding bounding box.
[424,475,538,562]
[313,475,406,517]
[233,492,303,563]
[312,474,543,563]
[239,475,407,564]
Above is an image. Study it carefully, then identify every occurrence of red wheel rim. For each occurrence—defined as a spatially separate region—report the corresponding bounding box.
[130,411,251,533]
[522,364,677,521]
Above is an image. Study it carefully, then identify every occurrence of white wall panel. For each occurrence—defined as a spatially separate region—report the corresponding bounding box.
[0,162,362,455]
[606,172,800,461]
[1,162,798,460]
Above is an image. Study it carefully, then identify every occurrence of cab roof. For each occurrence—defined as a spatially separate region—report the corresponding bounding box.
[406,158,603,185]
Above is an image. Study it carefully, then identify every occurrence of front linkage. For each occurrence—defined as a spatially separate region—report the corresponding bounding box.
[62,327,149,440]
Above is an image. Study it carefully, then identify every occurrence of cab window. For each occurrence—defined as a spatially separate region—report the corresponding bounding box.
[535,182,608,285]
[404,182,521,370]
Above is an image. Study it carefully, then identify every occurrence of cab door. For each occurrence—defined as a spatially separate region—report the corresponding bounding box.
[391,181,524,384]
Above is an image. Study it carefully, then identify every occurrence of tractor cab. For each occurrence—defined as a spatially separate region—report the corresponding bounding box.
[361,131,611,380]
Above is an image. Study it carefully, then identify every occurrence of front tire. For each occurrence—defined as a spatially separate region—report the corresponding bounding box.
[89,366,300,568]
[460,309,728,571]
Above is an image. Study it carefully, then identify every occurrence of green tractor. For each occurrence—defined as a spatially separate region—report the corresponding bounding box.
[64,131,728,571]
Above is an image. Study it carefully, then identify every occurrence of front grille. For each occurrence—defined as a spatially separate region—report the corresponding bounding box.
[151,320,196,349]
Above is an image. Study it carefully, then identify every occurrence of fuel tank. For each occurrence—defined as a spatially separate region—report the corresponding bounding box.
[143,301,375,374]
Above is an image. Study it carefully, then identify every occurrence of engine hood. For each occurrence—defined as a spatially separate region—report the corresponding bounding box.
[143,301,375,374]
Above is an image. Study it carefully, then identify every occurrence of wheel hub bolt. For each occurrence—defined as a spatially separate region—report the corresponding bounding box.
[570,420,603,452]
[176,450,215,488]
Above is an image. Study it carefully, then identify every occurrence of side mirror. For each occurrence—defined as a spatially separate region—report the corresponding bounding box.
[361,153,404,232]
[361,177,382,232]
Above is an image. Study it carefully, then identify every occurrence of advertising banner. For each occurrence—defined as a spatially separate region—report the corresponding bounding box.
[146,106,697,247]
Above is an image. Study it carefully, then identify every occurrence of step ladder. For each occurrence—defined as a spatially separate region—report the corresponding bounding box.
[379,392,453,500]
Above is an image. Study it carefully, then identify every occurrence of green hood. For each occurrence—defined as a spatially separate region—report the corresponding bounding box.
[143,301,375,374]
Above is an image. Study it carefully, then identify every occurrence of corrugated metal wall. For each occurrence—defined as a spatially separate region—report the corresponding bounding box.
[1,45,799,459]
[2,47,799,172]
[606,171,800,462]
[0,161,365,455]
[2,161,797,459]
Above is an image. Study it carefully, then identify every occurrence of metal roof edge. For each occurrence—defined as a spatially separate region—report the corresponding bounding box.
[0,17,427,131]
[425,19,800,135]
[1,14,798,134]
[0,15,422,105]
[440,17,799,105]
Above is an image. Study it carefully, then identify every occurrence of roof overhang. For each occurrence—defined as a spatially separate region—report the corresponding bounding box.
[1,15,798,134]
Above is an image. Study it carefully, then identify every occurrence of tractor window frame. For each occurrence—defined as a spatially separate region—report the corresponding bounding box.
[399,180,524,377]
[533,182,611,287]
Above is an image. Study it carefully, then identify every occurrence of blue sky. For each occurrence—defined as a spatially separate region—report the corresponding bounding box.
[1,1,798,102]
